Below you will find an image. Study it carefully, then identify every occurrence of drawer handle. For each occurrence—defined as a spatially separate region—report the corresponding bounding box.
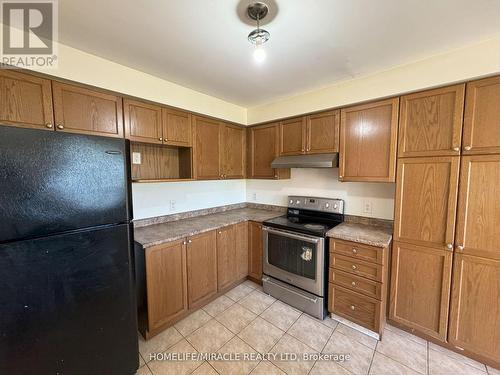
[351,281,356,287]
[352,265,357,270]
[350,305,355,311]
[352,248,357,254]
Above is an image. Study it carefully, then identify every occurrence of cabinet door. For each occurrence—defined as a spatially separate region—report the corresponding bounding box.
[162,108,191,147]
[221,123,245,179]
[448,254,500,362]
[248,221,263,280]
[193,116,221,180]
[216,225,237,290]
[463,76,500,155]
[306,111,340,154]
[389,241,452,341]
[124,99,162,144]
[0,70,53,130]
[280,117,306,155]
[339,98,399,182]
[394,157,460,251]
[235,221,249,280]
[52,82,124,138]
[398,85,465,157]
[186,231,218,309]
[455,155,500,260]
[145,240,188,331]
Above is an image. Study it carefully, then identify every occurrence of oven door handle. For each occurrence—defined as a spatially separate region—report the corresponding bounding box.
[262,276,319,304]
[262,227,320,243]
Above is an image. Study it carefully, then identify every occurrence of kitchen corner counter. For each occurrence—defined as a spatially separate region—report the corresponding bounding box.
[326,222,393,248]
[134,208,283,248]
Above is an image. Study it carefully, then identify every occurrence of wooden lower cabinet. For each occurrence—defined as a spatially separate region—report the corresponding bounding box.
[448,254,500,365]
[186,230,218,309]
[248,221,263,281]
[216,225,237,290]
[389,241,452,341]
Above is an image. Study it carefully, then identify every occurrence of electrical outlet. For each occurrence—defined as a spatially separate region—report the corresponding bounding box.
[132,152,141,165]
[169,200,176,211]
[363,200,373,214]
[252,193,257,201]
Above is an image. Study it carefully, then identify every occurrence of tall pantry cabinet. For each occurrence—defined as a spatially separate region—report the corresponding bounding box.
[390,78,500,367]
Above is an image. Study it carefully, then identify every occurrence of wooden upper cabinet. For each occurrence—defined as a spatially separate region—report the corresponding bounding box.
[280,117,306,155]
[448,254,500,362]
[216,225,237,290]
[248,221,263,280]
[145,240,188,331]
[339,98,399,182]
[124,99,162,144]
[235,221,249,280]
[186,231,218,309]
[193,116,221,180]
[162,108,191,147]
[389,241,452,341]
[0,70,53,130]
[52,82,124,138]
[306,111,340,154]
[463,76,500,155]
[455,155,500,260]
[394,157,460,251]
[398,85,465,157]
[221,123,246,179]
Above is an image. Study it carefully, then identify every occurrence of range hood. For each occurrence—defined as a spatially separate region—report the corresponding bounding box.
[271,153,339,169]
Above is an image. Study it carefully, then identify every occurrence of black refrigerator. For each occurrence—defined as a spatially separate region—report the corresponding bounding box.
[0,126,139,375]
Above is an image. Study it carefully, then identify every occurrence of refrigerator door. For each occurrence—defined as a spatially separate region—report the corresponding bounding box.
[0,224,138,375]
[0,126,131,243]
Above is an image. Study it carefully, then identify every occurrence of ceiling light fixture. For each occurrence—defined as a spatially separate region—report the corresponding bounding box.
[247,2,270,63]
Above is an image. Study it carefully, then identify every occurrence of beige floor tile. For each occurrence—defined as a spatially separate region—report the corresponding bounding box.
[203,295,235,317]
[147,339,202,375]
[238,290,276,314]
[238,317,284,353]
[429,342,487,371]
[174,309,212,336]
[139,352,145,367]
[242,280,261,290]
[226,284,254,301]
[335,323,377,350]
[138,327,183,362]
[191,362,219,375]
[260,300,302,331]
[270,334,317,375]
[376,329,427,374]
[287,314,334,352]
[210,336,260,375]
[384,324,427,346]
[250,360,286,375]
[309,359,353,375]
[323,330,374,375]
[312,315,339,330]
[369,352,421,375]
[187,319,234,353]
[215,303,257,334]
[488,366,500,375]
[429,348,487,375]
[135,365,152,375]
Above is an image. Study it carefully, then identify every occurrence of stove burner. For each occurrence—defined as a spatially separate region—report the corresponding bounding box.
[304,224,326,230]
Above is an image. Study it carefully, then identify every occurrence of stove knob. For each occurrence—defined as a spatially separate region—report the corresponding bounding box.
[334,204,338,209]
[296,200,300,205]
[289,199,293,204]
[325,203,330,208]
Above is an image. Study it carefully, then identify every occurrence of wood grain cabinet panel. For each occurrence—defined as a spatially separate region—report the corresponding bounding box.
[339,98,399,182]
[389,241,452,341]
[248,221,263,281]
[193,116,221,180]
[280,117,306,155]
[221,123,246,179]
[398,85,465,157]
[52,82,124,138]
[216,225,237,290]
[0,70,53,130]
[448,254,500,363]
[124,99,162,144]
[145,240,188,331]
[306,111,340,154]
[235,221,249,280]
[162,108,192,147]
[463,76,500,155]
[455,155,500,260]
[394,157,460,250]
[186,231,218,309]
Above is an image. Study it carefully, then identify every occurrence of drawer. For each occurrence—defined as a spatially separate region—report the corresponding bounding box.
[329,283,381,332]
[329,268,382,300]
[331,239,384,265]
[330,253,384,282]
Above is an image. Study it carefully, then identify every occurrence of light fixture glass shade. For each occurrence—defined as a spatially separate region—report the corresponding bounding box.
[248,28,270,45]
[253,46,266,63]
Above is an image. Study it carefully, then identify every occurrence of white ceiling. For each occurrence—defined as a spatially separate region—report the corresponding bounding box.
[59,0,500,107]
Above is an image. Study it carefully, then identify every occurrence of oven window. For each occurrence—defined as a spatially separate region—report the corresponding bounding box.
[267,233,317,280]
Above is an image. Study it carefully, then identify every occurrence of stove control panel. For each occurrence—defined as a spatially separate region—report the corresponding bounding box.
[287,196,344,214]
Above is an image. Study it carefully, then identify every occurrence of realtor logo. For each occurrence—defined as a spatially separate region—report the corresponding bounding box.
[1,0,58,68]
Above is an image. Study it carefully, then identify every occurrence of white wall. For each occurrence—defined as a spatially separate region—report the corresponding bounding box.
[246,169,396,220]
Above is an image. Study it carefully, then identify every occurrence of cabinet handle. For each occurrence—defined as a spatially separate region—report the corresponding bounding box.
[464,146,472,151]
[351,281,356,287]
[350,305,355,311]
[352,265,357,270]
[56,124,64,130]
[188,239,192,244]
[183,241,187,245]
[452,147,460,152]
[45,123,53,129]
[218,231,222,234]
[457,245,464,251]
[159,137,163,141]
[274,175,278,179]
[446,243,453,250]
[352,248,357,254]
[339,175,343,179]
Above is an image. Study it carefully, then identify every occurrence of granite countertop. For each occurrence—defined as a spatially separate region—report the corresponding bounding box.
[134,208,283,248]
[326,222,393,248]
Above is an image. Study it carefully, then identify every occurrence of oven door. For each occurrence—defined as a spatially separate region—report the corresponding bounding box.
[263,226,325,296]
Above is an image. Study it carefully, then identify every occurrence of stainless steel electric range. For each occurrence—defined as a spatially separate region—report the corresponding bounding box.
[262,196,344,319]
